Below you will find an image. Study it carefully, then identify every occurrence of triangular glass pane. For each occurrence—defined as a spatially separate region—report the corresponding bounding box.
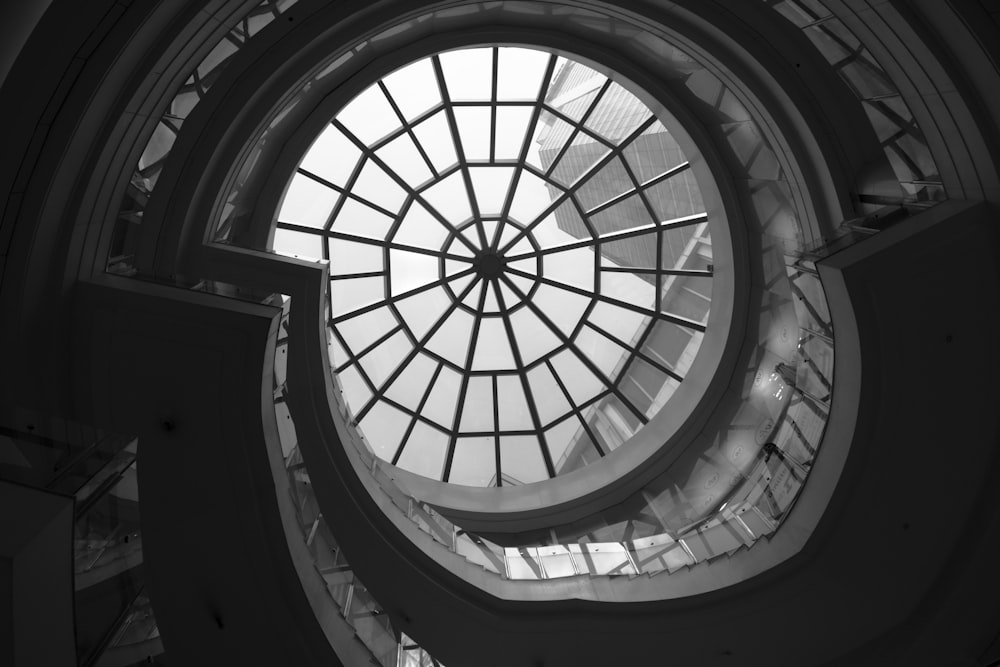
[500,436,548,484]
[588,193,656,237]
[549,131,610,187]
[481,219,501,248]
[530,283,589,337]
[412,111,457,172]
[448,236,476,257]
[482,282,500,313]
[507,170,555,225]
[507,257,537,277]
[392,201,449,250]
[527,364,572,425]
[461,279,484,309]
[542,245,596,292]
[300,124,362,188]
[395,285,451,340]
[497,47,549,101]
[422,170,472,223]
[459,376,495,431]
[575,156,634,213]
[495,106,534,160]
[460,223,483,249]
[497,281,520,309]
[455,106,491,160]
[497,221,521,250]
[396,421,448,480]
[472,318,515,370]
[440,48,493,101]
[509,274,534,295]
[382,56,441,122]
[426,309,475,367]
[389,248,439,295]
[445,259,467,278]
[510,306,562,366]
[448,272,475,298]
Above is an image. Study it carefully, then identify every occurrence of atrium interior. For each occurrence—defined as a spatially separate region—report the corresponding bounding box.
[2,1,1000,666]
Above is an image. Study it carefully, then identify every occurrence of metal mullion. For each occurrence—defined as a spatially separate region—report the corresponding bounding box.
[492,374,501,486]
[329,270,384,281]
[333,119,481,255]
[505,213,708,261]
[505,265,706,332]
[330,266,476,325]
[379,395,453,437]
[499,273,640,423]
[499,115,658,254]
[493,277,557,478]
[543,359,607,457]
[360,276,482,419]
[451,100,537,108]
[390,363,444,465]
[585,321,683,383]
[542,78,612,180]
[540,103,617,151]
[600,267,713,277]
[378,81,439,179]
[430,55,490,250]
[298,170,397,221]
[490,47,498,164]
[350,325,404,371]
[443,274,490,481]
[276,223,474,263]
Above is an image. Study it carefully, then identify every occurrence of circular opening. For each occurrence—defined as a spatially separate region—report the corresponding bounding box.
[276,45,725,493]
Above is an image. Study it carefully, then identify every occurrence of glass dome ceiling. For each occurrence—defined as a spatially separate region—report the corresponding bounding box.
[275,46,715,487]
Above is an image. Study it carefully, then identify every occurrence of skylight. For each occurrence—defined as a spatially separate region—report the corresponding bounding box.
[275,46,714,487]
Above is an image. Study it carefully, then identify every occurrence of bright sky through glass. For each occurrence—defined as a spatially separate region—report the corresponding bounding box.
[275,46,715,488]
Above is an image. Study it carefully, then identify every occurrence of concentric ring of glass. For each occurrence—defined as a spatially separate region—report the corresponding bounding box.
[275,46,715,487]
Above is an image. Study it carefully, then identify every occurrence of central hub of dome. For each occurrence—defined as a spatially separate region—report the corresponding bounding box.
[476,251,504,279]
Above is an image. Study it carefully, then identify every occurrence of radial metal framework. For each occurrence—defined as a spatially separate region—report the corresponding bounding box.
[275,46,715,486]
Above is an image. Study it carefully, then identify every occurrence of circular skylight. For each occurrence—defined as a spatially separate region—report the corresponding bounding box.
[275,46,715,487]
